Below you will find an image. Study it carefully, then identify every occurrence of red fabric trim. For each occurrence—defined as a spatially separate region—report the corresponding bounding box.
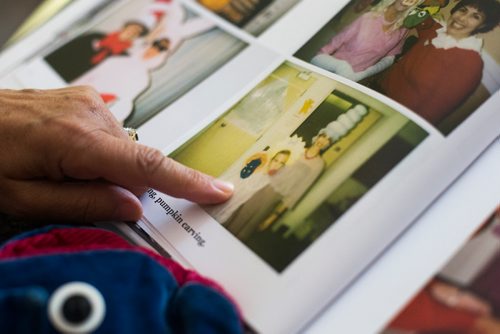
[0,228,237,307]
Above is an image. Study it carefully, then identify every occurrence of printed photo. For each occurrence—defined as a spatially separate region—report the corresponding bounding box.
[197,0,301,35]
[383,207,500,334]
[295,0,500,135]
[171,61,428,271]
[44,0,246,127]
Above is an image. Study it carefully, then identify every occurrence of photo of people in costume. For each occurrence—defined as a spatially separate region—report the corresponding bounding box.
[171,62,428,271]
[383,207,500,334]
[197,0,301,35]
[295,0,500,135]
[44,0,246,126]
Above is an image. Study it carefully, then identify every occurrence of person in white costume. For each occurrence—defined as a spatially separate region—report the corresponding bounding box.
[208,104,368,239]
[71,0,216,123]
[72,37,171,122]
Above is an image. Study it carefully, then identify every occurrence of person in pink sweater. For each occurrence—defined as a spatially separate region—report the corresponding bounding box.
[311,0,422,81]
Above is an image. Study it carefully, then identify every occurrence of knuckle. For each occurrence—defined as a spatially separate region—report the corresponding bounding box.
[183,167,205,186]
[73,86,103,110]
[137,147,166,177]
[169,161,207,191]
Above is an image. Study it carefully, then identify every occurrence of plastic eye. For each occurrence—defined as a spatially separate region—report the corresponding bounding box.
[48,282,106,334]
[418,11,427,18]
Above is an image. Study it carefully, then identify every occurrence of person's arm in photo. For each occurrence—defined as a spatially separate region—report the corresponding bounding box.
[430,281,492,316]
[352,55,395,81]
[353,25,409,81]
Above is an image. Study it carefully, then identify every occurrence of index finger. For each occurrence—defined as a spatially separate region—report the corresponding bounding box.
[64,133,233,204]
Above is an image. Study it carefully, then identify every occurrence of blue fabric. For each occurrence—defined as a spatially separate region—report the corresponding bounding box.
[170,283,242,334]
[0,287,48,333]
[0,250,177,333]
[0,246,242,333]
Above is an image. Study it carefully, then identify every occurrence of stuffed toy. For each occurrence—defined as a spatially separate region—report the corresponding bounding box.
[240,152,268,179]
[0,226,242,334]
[403,0,449,28]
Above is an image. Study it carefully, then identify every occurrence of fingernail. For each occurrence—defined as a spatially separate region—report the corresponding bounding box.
[212,179,234,195]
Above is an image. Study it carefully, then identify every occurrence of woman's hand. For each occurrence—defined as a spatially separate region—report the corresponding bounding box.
[0,87,233,222]
[430,281,492,316]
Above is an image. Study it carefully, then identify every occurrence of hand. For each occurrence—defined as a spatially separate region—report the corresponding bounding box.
[92,39,101,50]
[430,281,492,316]
[0,87,233,222]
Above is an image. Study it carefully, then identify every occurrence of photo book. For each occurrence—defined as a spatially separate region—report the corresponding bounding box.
[0,0,498,332]
[381,207,500,334]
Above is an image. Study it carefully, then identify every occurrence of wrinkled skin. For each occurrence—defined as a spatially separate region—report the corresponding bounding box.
[0,87,232,222]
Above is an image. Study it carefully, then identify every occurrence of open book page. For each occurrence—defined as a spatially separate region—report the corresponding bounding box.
[0,0,498,332]
[0,0,115,76]
[137,67,498,333]
[304,139,499,333]
[0,0,248,125]
[381,206,500,334]
[135,0,500,332]
[2,0,73,48]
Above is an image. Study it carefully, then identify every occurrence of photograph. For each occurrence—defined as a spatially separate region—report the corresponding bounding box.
[171,61,428,271]
[295,0,500,135]
[44,0,246,126]
[197,0,301,35]
[383,207,500,334]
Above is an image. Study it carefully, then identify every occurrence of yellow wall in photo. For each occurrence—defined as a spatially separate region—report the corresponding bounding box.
[173,118,256,177]
[277,71,317,110]
[173,62,325,177]
[254,64,318,115]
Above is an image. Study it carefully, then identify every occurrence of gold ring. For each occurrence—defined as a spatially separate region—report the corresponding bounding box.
[124,127,139,142]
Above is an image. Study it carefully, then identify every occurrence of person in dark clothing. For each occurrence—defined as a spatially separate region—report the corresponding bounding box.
[45,21,149,82]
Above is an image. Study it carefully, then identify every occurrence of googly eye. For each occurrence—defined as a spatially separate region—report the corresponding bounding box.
[48,282,105,334]
[418,10,427,18]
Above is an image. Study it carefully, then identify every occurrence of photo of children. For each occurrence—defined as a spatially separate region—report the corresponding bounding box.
[44,0,246,126]
[383,207,500,334]
[171,61,428,271]
[197,0,301,35]
[295,0,500,135]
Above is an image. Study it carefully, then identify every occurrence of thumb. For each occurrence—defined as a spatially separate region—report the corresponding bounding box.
[6,180,143,222]
[65,135,234,204]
